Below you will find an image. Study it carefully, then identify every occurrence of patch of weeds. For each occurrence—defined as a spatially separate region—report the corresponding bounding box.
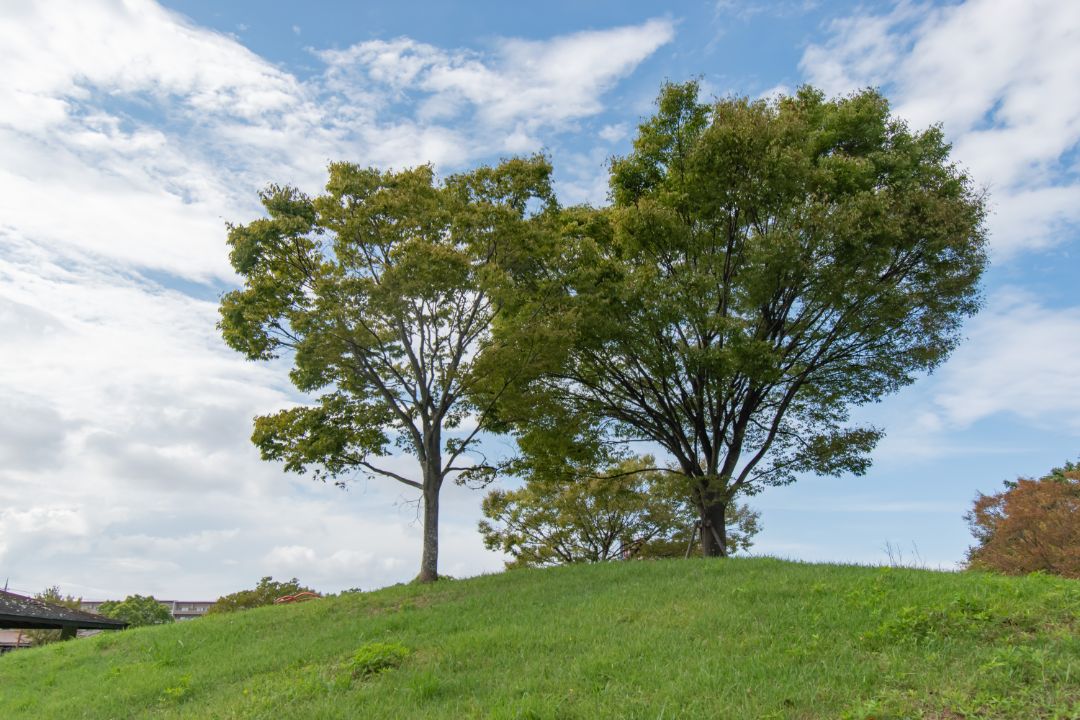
[95,632,120,651]
[346,641,411,679]
[937,684,1080,720]
[159,674,192,704]
[978,644,1072,687]
[281,664,336,701]
[784,632,824,661]
[148,639,185,668]
[861,597,1001,648]
[848,641,1077,718]
[844,572,894,615]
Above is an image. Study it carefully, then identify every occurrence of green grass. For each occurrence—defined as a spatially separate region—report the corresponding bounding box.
[1,558,1077,719]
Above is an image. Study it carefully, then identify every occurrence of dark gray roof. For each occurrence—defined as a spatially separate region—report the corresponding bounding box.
[0,590,127,630]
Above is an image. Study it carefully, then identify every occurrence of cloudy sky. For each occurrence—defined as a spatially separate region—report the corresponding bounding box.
[2,0,1079,600]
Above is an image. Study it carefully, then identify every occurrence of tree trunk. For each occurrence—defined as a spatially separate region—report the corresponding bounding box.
[417,477,441,583]
[700,500,728,557]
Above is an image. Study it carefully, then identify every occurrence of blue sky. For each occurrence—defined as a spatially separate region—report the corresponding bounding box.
[1,0,1079,598]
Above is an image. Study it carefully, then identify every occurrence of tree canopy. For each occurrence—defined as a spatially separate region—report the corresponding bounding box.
[966,461,1080,578]
[479,456,760,568]
[207,577,317,614]
[493,82,987,555]
[219,156,556,582]
[25,586,82,646]
[98,595,174,627]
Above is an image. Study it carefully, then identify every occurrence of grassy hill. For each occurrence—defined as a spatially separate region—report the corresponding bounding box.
[1,558,1077,719]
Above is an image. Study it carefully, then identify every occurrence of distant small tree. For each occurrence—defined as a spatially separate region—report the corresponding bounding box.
[97,595,174,627]
[479,456,761,568]
[966,461,1080,578]
[25,586,82,646]
[207,577,317,614]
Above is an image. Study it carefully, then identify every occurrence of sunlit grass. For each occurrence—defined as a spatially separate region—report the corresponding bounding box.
[1,558,1077,718]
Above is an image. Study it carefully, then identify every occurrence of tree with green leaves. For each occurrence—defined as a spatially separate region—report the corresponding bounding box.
[479,456,760,568]
[25,586,82,646]
[207,576,316,614]
[219,156,555,582]
[495,82,987,556]
[97,595,174,627]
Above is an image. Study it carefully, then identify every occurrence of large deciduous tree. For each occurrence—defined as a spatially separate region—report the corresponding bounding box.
[497,83,987,556]
[219,157,554,582]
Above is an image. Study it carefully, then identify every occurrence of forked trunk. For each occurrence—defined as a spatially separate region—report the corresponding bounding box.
[700,500,728,557]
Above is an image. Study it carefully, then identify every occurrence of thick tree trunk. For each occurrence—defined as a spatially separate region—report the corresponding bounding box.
[417,481,441,583]
[700,500,728,557]
[416,464,442,582]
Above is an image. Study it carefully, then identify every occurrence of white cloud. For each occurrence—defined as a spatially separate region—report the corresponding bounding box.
[0,4,673,281]
[932,291,1080,430]
[0,1,668,598]
[319,19,675,137]
[800,0,1080,257]
[599,123,628,143]
[756,83,793,101]
[797,0,1080,462]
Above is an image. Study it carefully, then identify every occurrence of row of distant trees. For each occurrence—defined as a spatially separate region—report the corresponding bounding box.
[24,578,314,645]
[219,79,989,582]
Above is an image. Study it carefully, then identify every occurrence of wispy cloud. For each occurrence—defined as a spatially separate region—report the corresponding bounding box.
[932,291,1080,430]
[801,0,1080,257]
[318,18,675,152]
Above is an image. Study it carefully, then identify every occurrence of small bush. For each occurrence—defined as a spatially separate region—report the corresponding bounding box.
[346,642,410,678]
[966,461,1080,578]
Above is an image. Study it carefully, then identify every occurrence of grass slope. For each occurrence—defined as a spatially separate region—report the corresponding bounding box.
[1,558,1077,719]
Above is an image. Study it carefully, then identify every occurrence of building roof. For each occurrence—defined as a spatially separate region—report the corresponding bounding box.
[0,589,127,630]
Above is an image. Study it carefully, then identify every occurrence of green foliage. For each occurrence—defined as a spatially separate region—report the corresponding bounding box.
[2,561,1077,719]
[97,595,174,627]
[159,674,192,705]
[479,456,760,567]
[207,577,316,614]
[494,82,987,555]
[345,642,411,678]
[219,156,557,581]
[861,597,1003,648]
[24,586,82,646]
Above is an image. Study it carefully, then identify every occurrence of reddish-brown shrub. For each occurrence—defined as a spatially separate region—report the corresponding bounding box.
[965,462,1080,578]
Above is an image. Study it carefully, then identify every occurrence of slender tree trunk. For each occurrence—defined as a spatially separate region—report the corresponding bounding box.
[417,464,442,583]
[700,500,728,557]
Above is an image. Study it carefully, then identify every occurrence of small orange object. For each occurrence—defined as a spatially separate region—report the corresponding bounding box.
[273,591,321,605]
